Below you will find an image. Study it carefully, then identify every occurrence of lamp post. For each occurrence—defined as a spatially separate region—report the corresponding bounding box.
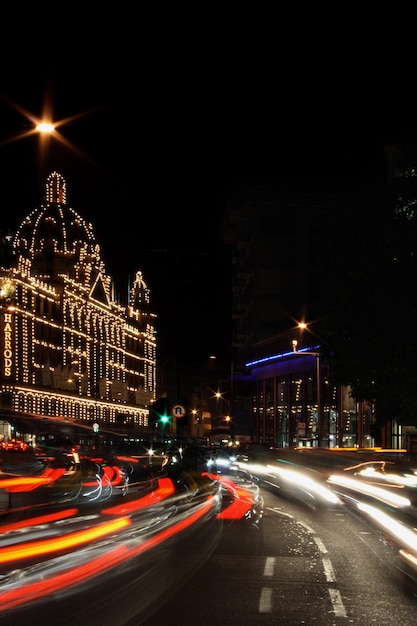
[215,391,226,423]
[229,360,234,441]
[213,390,232,443]
[291,339,323,447]
[191,408,201,438]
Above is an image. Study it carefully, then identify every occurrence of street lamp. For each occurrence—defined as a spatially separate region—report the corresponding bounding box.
[291,339,323,447]
[191,408,202,438]
[214,391,229,418]
[212,390,232,443]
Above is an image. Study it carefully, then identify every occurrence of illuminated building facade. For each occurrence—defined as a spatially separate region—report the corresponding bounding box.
[247,341,407,450]
[0,172,156,440]
[246,343,361,449]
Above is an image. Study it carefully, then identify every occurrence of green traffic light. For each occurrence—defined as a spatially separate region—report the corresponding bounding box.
[160,415,169,424]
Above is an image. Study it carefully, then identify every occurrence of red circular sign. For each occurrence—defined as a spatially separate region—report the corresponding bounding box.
[172,404,186,418]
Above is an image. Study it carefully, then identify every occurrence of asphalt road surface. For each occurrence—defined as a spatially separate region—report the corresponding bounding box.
[138,478,417,626]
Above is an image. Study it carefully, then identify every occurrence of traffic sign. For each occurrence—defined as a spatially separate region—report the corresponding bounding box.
[172,403,186,418]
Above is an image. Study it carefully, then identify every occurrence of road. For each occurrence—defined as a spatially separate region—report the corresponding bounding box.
[139,457,417,625]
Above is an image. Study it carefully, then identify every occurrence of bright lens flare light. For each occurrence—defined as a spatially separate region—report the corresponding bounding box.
[36,122,55,133]
[1,94,102,164]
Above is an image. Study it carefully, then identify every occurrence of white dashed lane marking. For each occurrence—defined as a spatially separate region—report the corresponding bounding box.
[263,556,275,577]
[262,506,348,619]
[259,587,273,613]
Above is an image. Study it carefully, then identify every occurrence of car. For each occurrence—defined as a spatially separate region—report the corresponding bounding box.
[1,438,28,452]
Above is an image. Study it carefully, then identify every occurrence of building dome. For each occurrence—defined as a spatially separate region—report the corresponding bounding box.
[12,171,105,285]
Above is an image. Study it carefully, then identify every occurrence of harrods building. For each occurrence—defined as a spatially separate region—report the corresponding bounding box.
[0,172,156,442]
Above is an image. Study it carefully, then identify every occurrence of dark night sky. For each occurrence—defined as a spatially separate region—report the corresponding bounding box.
[0,42,411,364]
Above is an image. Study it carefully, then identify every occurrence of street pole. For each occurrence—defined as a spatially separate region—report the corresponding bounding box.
[230,360,234,440]
[292,341,323,448]
[316,353,322,447]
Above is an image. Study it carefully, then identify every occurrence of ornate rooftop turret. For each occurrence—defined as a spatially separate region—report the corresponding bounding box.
[12,171,109,294]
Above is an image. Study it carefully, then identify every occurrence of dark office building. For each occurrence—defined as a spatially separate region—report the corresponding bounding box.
[221,169,410,450]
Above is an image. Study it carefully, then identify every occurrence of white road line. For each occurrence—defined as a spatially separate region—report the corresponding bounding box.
[297,520,316,534]
[263,507,348,619]
[321,556,336,583]
[313,536,328,554]
[259,587,273,613]
[266,506,294,519]
[263,556,275,577]
[328,588,348,618]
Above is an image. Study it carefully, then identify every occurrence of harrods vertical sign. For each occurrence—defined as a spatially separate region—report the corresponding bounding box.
[0,278,16,381]
[1,310,14,379]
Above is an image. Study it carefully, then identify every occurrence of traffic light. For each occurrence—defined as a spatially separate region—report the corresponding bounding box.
[151,397,170,426]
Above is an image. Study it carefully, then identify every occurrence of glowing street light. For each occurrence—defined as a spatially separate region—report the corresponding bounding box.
[36,122,55,134]
[1,94,101,166]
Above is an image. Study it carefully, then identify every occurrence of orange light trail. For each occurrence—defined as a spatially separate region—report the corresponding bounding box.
[0,493,216,612]
[203,472,254,519]
[0,467,66,492]
[0,516,131,564]
[101,476,175,515]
